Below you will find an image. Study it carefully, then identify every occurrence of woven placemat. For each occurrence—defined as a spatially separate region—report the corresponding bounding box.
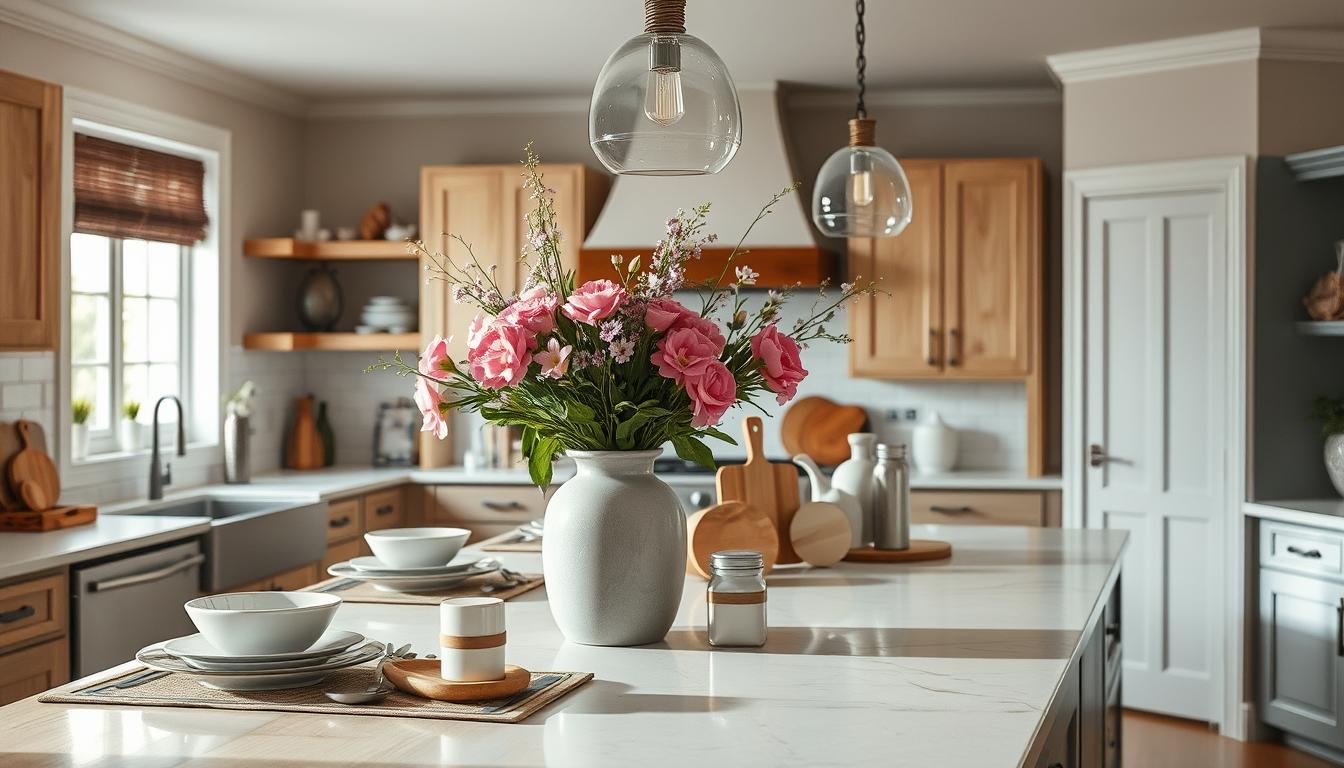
[305,571,544,605]
[40,663,590,723]
[478,530,543,553]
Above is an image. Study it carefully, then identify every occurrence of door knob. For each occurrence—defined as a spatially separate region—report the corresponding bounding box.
[1089,444,1110,467]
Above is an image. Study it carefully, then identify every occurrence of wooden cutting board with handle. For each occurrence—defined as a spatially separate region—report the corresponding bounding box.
[715,416,803,564]
[7,420,60,511]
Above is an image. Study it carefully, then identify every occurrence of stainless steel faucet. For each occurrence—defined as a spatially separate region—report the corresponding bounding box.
[149,395,186,500]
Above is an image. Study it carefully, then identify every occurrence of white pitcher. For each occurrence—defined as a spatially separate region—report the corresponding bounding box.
[793,454,865,548]
[829,433,877,545]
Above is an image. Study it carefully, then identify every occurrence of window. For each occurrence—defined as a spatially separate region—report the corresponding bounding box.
[70,233,190,451]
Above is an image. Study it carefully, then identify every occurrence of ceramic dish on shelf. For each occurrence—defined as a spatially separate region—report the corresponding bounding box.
[163,629,366,668]
[136,640,383,691]
[347,555,492,576]
[327,560,498,593]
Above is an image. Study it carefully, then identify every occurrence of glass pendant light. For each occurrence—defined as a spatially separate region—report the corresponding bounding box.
[812,0,913,238]
[589,0,741,176]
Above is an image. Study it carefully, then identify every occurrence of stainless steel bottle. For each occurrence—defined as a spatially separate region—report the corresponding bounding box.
[872,443,910,550]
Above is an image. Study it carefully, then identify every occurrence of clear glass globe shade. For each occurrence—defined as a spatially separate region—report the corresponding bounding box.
[811,145,913,238]
[589,32,741,176]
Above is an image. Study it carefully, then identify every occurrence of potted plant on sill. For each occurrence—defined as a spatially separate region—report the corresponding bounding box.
[1314,396,1344,496]
[120,401,142,452]
[71,398,92,461]
[371,145,875,646]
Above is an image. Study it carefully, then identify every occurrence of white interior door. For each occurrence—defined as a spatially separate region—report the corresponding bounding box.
[1083,190,1226,721]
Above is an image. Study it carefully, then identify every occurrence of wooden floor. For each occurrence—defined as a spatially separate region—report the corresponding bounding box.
[1124,710,1337,768]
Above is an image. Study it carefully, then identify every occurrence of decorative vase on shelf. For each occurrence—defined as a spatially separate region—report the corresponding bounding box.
[831,433,876,544]
[542,450,686,646]
[298,264,342,331]
[70,423,89,461]
[1326,434,1344,497]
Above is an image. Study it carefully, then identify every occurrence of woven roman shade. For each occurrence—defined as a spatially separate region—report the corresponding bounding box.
[73,134,209,246]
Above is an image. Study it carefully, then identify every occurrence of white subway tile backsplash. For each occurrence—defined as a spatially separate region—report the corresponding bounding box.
[21,355,54,382]
[1,382,43,410]
[0,358,21,382]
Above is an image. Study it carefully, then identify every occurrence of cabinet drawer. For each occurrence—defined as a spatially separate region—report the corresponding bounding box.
[363,488,405,532]
[0,572,67,652]
[326,498,362,544]
[0,636,68,706]
[429,485,548,524]
[269,564,319,592]
[321,539,361,573]
[1261,521,1344,579]
[911,491,1044,527]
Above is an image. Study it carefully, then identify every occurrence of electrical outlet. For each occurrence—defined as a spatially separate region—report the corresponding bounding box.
[904,409,918,421]
[884,409,902,422]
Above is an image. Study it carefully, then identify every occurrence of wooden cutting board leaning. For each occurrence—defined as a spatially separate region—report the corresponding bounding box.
[0,419,97,531]
[715,416,803,564]
[685,500,780,578]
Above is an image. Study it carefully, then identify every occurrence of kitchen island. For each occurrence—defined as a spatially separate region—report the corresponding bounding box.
[0,525,1125,767]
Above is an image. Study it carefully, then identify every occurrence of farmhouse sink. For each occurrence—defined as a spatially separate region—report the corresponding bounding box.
[125,494,328,591]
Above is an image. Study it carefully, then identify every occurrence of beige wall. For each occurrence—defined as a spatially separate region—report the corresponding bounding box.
[1062,60,1259,169]
[0,21,306,345]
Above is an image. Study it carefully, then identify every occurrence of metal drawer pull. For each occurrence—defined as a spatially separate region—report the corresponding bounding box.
[1337,601,1343,658]
[89,554,206,593]
[0,604,35,624]
[329,515,352,528]
[930,505,972,514]
[1104,623,1121,639]
[947,328,961,367]
[1287,545,1323,559]
[482,500,525,511]
[375,505,396,516]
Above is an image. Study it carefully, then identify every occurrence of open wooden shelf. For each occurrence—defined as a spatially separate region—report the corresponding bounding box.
[243,238,415,260]
[1296,321,1344,336]
[244,332,420,351]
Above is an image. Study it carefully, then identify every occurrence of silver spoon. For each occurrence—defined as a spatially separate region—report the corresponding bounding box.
[325,683,394,705]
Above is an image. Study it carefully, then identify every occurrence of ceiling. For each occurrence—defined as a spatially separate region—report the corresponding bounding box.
[35,0,1344,100]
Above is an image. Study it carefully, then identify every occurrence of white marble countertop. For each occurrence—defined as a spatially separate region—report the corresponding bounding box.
[1,526,1126,767]
[0,514,209,582]
[1245,499,1344,532]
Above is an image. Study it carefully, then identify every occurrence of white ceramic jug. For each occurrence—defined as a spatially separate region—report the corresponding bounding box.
[831,433,876,545]
[793,454,865,549]
[911,411,958,473]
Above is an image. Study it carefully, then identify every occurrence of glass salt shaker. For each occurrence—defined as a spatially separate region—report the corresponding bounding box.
[707,550,767,647]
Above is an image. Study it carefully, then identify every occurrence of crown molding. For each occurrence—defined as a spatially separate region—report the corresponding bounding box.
[0,0,306,117]
[1047,27,1344,85]
[788,86,1060,109]
[307,95,591,120]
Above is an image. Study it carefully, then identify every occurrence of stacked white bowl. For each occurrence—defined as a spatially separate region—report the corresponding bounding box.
[357,296,416,334]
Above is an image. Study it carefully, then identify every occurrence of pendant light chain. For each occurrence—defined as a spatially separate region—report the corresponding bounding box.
[854,0,867,119]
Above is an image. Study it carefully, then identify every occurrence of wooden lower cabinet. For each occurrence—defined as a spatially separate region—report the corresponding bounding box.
[230,563,321,593]
[0,572,67,649]
[910,489,1060,527]
[321,539,362,573]
[364,487,405,533]
[424,484,548,541]
[0,636,68,705]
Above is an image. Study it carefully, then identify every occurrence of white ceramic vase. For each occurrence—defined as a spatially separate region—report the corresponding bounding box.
[542,450,686,646]
[70,423,89,461]
[119,419,143,452]
[1326,434,1344,498]
[911,411,958,473]
[831,433,876,544]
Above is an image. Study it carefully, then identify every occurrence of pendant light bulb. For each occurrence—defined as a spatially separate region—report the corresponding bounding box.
[644,38,685,126]
[849,151,875,207]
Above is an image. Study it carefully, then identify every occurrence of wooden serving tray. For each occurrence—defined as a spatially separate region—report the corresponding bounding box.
[0,505,97,532]
[844,540,952,563]
[384,660,530,702]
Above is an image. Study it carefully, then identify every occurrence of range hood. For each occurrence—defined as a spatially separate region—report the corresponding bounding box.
[581,84,833,287]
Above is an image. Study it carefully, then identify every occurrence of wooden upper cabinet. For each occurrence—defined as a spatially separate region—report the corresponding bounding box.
[418,163,609,467]
[943,159,1040,377]
[850,157,1041,381]
[849,160,944,378]
[0,69,60,351]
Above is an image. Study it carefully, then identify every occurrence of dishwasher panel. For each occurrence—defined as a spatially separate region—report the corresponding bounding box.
[72,539,202,678]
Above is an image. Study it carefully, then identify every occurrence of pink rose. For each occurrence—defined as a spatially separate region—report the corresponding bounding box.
[686,360,736,428]
[562,279,626,325]
[750,324,808,405]
[675,313,726,354]
[466,312,490,355]
[645,297,694,333]
[413,377,450,439]
[419,335,453,380]
[500,286,558,335]
[467,319,536,390]
[652,327,721,384]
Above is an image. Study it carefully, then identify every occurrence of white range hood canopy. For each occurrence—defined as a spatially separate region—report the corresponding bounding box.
[583,85,828,283]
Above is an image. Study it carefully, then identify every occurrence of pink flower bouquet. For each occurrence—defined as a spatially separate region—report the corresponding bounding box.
[373,145,874,487]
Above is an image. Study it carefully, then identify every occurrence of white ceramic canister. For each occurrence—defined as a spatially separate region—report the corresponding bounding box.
[440,597,506,682]
[911,411,958,474]
[831,433,877,544]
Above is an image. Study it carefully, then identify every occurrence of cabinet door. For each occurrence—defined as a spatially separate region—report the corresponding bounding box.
[419,166,508,467]
[942,159,1039,377]
[910,490,1045,527]
[507,165,595,294]
[0,637,68,705]
[1033,662,1080,768]
[0,69,60,350]
[1260,568,1344,749]
[848,160,943,378]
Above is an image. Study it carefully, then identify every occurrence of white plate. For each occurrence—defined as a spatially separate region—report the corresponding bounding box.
[136,641,383,691]
[163,629,365,665]
[347,556,490,575]
[327,561,498,593]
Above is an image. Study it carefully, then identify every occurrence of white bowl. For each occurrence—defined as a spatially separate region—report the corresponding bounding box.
[365,527,471,568]
[184,592,340,656]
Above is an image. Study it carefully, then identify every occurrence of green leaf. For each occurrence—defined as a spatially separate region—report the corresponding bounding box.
[700,426,737,445]
[616,412,653,449]
[528,437,560,488]
[672,436,715,471]
[521,425,536,458]
[565,400,597,422]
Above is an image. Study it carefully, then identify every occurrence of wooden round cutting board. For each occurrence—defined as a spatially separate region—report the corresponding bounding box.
[7,420,59,511]
[384,660,530,702]
[780,396,831,456]
[789,501,853,567]
[801,404,868,466]
[686,500,780,579]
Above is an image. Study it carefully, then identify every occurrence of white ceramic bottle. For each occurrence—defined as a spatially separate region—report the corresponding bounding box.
[831,433,877,545]
[911,411,958,474]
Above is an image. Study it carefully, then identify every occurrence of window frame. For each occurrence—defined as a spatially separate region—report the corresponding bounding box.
[60,89,231,492]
